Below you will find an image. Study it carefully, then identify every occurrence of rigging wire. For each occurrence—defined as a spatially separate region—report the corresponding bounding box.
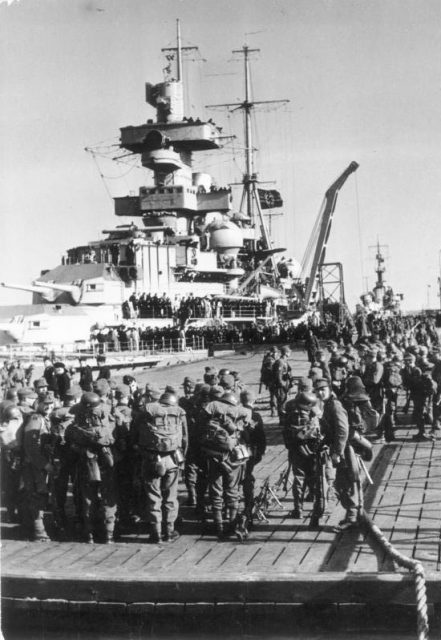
[354,172,366,293]
[89,151,114,202]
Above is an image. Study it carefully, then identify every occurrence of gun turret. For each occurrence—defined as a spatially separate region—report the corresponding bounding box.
[1,281,82,305]
[33,281,82,304]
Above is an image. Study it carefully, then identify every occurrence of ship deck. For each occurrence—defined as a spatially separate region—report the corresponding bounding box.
[2,349,441,630]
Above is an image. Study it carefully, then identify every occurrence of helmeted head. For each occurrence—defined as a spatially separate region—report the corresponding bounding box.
[221,391,238,406]
[80,392,101,410]
[210,385,225,400]
[18,387,37,405]
[54,362,66,374]
[159,392,177,406]
[240,389,255,407]
[4,388,18,403]
[115,384,131,403]
[344,376,369,402]
[298,376,313,392]
[93,379,110,398]
[1,405,22,423]
[37,393,55,415]
[34,378,48,394]
[219,374,235,390]
[144,383,161,402]
[183,376,195,394]
[315,377,331,400]
[280,345,291,357]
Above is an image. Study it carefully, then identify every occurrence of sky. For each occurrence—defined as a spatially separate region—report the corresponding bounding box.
[1,0,441,312]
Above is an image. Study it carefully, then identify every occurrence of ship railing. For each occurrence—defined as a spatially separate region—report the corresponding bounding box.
[0,336,206,363]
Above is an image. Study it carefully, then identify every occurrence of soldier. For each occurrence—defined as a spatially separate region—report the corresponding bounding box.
[431,349,441,434]
[112,384,134,529]
[0,388,19,421]
[239,389,266,528]
[412,365,437,441]
[78,357,94,392]
[362,349,385,442]
[272,345,293,425]
[381,355,403,439]
[178,377,200,507]
[17,387,38,418]
[20,393,56,541]
[53,362,71,401]
[132,391,187,543]
[199,390,250,539]
[283,391,322,521]
[65,392,116,543]
[50,391,78,532]
[0,405,23,523]
[260,346,279,416]
[315,378,360,531]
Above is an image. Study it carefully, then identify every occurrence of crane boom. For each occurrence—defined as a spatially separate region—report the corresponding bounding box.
[303,161,359,308]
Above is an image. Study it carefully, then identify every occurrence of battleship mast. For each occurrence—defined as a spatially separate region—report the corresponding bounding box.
[207,46,289,268]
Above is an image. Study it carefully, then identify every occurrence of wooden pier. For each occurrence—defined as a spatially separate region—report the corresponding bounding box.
[1,349,441,632]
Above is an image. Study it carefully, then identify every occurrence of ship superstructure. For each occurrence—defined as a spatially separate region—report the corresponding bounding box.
[0,22,359,347]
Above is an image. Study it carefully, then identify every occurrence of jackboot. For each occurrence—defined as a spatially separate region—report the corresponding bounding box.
[163,523,180,543]
[213,509,224,540]
[186,486,197,507]
[148,523,162,544]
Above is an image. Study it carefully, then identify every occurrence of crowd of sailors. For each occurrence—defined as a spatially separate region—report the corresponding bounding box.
[0,313,439,544]
[122,292,276,321]
[90,316,353,354]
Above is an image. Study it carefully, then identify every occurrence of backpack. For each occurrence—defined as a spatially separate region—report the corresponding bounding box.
[139,408,182,453]
[261,354,274,386]
[199,419,236,456]
[383,365,402,388]
[346,401,379,434]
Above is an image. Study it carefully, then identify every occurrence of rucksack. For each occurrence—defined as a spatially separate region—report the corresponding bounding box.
[199,419,236,456]
[383,365,402,388]
[139,408,182,453]
[346,401,379,434]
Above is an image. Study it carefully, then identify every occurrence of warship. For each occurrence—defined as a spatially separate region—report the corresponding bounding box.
[357,241,403,317]
[0,21,358,352]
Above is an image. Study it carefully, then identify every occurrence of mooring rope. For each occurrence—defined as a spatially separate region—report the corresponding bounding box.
[360,509,429,640]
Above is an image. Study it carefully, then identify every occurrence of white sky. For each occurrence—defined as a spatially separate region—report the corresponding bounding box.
[1,0,441,312]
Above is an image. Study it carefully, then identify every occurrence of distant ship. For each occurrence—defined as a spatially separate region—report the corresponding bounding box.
[357,241,403,317]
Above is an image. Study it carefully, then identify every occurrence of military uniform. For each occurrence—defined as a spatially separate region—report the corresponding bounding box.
[133,393,187,543]
[20,399,55,541]
[65,394,116,543]
[271,347,293,424]
[240,391,266,525]
[283,392,322,520]
[199,393,250,538]
[112,386,134,527]
[318,380,360,528]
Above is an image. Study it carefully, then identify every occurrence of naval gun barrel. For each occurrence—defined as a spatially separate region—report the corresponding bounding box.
[1,282,51,295]
[33,281,82,304]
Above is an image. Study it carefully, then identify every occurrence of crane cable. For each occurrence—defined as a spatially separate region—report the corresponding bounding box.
[354,171,366,294]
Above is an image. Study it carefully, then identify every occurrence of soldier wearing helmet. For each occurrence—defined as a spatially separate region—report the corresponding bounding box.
[259,346,279,416]
[132,389,187,544]
[65,391,116,543]
[315,378,360,531]
[283,390,322,522]
[20,393,55,541]
[112,384,134,529]
[0,404,23,523]
[239,389,266,529]
[198,390,251,539]
[271,345,293,425]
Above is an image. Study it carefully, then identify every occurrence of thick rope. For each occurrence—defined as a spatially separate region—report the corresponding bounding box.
[360,509,429,640]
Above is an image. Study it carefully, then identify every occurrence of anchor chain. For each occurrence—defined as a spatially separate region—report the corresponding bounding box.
[360,510,429,640]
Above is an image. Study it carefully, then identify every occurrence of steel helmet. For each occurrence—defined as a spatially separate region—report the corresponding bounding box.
[159,392,177,406]
[2,406,22,422]
[221,391,238,406]
[81,392,101,409]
